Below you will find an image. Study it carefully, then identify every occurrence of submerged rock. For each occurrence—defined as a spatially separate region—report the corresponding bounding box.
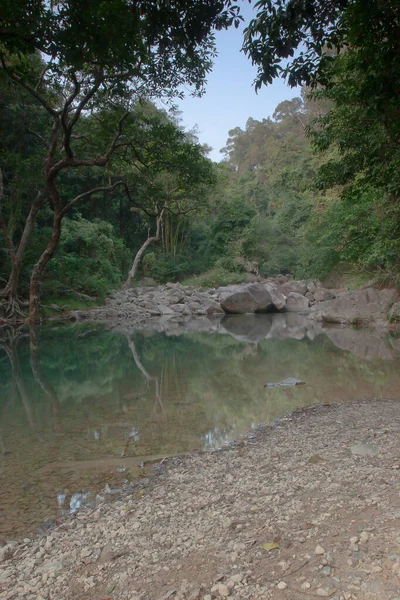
[265,377,305,389]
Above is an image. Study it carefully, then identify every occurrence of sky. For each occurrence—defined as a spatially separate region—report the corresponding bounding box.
[174,3,300,162]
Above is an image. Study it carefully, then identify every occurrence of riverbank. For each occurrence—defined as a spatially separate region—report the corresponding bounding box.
[2,397,400,600]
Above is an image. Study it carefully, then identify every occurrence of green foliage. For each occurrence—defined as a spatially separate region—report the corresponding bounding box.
[46,217,130,297]
[242,217,298,276]
[183,269,251,290]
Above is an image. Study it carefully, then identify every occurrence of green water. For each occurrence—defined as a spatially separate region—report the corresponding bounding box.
[0,315,400,538]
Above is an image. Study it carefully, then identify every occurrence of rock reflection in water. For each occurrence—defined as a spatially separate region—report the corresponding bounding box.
[0,315,400,538]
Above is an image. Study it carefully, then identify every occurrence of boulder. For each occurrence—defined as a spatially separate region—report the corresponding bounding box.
[322,288,398,325]
[285,292,310,312]
[205,301,225,315]
[156,304,175,315]
[313,287,336,302]
[389,301,400,322]
[305,291,315,302]
[220,283,273,314]
[279,280,308,297]
[264,283,286,311]
[307,281,318,294]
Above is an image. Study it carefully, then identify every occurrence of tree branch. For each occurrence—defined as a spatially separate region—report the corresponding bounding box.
[1,57,59,119]
[60,181,126,218]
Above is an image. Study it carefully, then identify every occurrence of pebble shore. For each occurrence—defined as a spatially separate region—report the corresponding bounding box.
[2,398,400,600]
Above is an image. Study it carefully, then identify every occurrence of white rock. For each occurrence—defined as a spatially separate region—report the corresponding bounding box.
[360,531,369,543]
[301,581,311,589]
[350,536,359,544]
[277,582,287,590]
[316,589,329,597]
[315,545,325,555]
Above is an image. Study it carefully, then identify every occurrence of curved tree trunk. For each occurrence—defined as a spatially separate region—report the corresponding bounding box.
[123,209,163,290]
[28,213,62,324]
[0,167,43,320]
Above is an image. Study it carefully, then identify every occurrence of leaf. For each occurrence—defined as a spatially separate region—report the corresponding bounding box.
[260,541,279,552]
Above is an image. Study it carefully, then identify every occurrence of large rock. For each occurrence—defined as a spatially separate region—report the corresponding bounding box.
[220,283,273,314]
[389,301,400,322]
[313,287,336,302]
[285,292,310,312]
[205,301,225,315]
[322,288,398,325]
[279,280,308,297]
[264,283,286,311]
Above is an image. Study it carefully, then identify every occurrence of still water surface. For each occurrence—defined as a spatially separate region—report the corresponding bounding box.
[0,314,399,537]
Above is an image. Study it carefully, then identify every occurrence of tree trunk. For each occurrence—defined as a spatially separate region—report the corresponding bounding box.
[0,169,43,320]
[28,213,62,324]
[123,210,164,289]
[6,197,42,299]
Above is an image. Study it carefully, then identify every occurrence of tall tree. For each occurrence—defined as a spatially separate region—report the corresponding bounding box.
[0,0,241,322]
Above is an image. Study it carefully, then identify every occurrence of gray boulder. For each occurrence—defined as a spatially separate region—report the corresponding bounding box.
[205,301,225,315]
[322,288,398,325]
[279,280,308,297]
[264,283,286,311]
[285,292,310,312]
[314,287,336,302]
[389,301,400,322]
[307,281,318,295]
[220,283,274,314]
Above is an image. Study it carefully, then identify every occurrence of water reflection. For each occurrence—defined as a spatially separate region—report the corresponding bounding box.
[0,316,400,537]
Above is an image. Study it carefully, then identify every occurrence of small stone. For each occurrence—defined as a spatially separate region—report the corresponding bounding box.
[316,589,329,597]
[315,546,325,555]
[349,543,359,552]
[350,536,359,544]
[204,596,212,600]
[359,531,369,543]
[211,583,229,597]
[277,582,287,590]
[301,581,311,589]
[350,444,378,457]
[372,566,383,573]
[322,567,332,576]
[230,574,243,584]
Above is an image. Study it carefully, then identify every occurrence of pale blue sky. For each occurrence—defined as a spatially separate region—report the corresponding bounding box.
[174,3,300,162]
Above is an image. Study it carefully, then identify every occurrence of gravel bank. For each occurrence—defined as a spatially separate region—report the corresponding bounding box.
[2,398,400,600]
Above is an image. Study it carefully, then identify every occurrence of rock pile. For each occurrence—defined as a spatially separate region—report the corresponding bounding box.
[71,277,335,323]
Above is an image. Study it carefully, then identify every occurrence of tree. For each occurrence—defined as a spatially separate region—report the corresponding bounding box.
[0,0,242,322]
[120,106,216,287]
[242,1,400,89]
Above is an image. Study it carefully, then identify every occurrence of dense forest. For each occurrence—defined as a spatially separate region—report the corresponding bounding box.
[1,0,399,322]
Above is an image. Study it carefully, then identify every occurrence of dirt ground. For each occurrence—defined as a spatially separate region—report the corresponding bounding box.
[2,397,400,600]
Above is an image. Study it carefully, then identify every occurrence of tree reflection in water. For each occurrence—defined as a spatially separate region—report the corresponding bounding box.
[0,319,399,538]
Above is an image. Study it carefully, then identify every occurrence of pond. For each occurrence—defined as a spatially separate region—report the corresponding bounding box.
[1,314,400,538]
